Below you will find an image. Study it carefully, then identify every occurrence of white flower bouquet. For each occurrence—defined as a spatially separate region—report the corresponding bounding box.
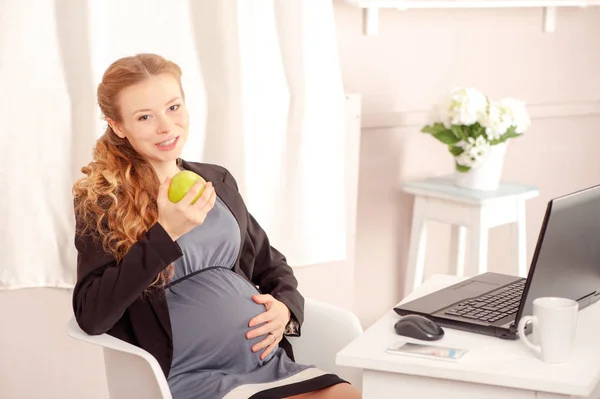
[422,87,531,172]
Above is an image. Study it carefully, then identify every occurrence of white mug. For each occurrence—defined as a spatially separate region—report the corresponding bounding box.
[517,297,578,363]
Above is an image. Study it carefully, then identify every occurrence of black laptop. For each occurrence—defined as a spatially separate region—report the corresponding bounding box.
[394,184,600,339]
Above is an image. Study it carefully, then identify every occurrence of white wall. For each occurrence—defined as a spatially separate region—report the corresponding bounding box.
[0,289,107,399]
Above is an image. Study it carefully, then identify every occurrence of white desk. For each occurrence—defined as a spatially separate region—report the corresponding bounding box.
[336,275,600,399]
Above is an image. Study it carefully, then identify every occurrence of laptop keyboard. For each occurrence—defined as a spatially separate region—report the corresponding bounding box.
[442,280,525,323]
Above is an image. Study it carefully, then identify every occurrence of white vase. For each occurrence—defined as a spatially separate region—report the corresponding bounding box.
[454,142,507,191]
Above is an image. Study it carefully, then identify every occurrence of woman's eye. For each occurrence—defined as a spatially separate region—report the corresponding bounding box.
[169,104,180,111]
[138,115,150,121]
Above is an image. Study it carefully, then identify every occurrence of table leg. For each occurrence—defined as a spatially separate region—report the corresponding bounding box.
[512,200,528,277]
[469,209,488,275]
[449,225,467,276]
[404,197,428,296]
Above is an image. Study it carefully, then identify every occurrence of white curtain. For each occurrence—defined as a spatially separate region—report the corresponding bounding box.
[0,0,346,290]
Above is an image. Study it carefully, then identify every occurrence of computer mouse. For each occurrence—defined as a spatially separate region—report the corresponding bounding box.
[394,314,445,341]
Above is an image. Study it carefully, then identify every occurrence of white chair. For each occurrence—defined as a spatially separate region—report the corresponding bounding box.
[66,298,363,399]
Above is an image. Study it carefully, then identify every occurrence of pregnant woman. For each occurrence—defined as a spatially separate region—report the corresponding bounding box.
[71,53,361,399]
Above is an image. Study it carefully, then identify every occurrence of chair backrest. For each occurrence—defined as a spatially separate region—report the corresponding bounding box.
[287,298,363,389]
[103,348,172,399]
[66,317,172,399]
[66,298,363,398]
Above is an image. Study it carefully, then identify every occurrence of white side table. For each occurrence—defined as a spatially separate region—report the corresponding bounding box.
[401,176,539,296]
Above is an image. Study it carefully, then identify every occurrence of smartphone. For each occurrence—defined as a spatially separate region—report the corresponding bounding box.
[386,341,468,361]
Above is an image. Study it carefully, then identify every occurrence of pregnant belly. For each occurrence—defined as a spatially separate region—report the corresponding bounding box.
[166,267,273,375]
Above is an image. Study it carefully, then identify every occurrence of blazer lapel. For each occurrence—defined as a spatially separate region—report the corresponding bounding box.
[140,290,173,342]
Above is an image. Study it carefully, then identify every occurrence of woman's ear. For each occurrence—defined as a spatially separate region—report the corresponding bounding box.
[107,119,125,138]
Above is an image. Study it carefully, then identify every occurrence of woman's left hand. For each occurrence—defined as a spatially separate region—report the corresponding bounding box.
[246,294,291,360]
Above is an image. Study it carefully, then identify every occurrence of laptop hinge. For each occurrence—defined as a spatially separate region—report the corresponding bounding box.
[589,292,600,306]
[576,291,600,308]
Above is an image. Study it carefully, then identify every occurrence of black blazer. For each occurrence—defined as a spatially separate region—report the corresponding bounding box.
[72,160,304,377]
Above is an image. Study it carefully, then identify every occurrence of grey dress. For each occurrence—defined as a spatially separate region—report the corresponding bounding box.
[165,196,344,399]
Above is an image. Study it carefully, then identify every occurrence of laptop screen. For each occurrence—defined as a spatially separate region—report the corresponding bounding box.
[518,184,600,320]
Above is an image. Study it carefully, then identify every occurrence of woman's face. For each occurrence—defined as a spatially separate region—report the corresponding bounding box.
[110,74,189,167]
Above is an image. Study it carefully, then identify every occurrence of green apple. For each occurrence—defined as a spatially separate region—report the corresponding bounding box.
[168,170,206,204]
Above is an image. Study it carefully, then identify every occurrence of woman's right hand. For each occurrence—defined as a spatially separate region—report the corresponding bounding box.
[157,177,217,241]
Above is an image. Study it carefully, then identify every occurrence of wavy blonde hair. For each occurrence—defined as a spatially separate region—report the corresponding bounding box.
[73,53,185,288]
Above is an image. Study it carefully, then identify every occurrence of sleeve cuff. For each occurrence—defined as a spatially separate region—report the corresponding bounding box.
[146,222,183,264]
[283,315,300,337]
